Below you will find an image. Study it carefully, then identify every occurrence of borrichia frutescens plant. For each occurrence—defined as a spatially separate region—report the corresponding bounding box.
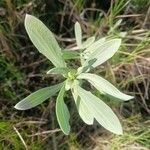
[15,14,134,135]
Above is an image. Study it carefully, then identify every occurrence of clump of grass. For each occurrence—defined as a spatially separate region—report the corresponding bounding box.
[0,120,45,149]
[93,115,150,150]
[0,54,23,100]
[131,0,150,12]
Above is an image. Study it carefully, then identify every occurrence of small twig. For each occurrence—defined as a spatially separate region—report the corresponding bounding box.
[123,43,139,46]
[13,126,28,150]
[20,58,47,69]
[15,120,47,127]
[134,60,148,99]
[125,36,145,41]
[28,129,61,137]
[116,14,143,18]
[59,0,68,32]
[81,7,107,19]
[143,5,150,29]
[131,29,147,35]
[131,71,150,114]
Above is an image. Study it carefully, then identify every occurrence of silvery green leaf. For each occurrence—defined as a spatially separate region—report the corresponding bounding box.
[74,22,82,48]
[47,67,70,76]
[84,37,106,54]
[82,38,106,60]
[82,36,95,49]
[77,73,134,101]
[76,85,123,134]
[62,50,80,59]
[72,80,94,125]
[25,14,66,67]
[14,83,63,110]
[82,39,121,70]
[56,85,70,135]
[65,79,73,91]
[77,58,97,75]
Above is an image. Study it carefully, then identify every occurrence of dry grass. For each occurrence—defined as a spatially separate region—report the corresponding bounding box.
[0,0,150,149]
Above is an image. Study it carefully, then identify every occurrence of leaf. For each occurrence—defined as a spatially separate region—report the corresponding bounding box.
[14,83,63,110]
[84,37,106,54]
[76,85,123,134]
[74,22,82,48]
[82,39,121,70]
[25,14,66,68]
[77,73,134,101]
[56,85,70,135]
[72,80,94,125]
[47,67,70,76]
[65,79,73,91]
[82,37,106,60]
[62,50,80,60]
[77,58,97,75]
[82,36,95,49]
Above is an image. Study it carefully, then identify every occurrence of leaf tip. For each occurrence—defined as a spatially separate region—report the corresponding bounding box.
[46,70,50,74]
[112,124,123,135]
[114,38,122,47]
[25,14,32,19]
[14,103,21,110]
[75,21,80,26]
[25,14,34,25]
[63,128,70,135]
[128,95,134,100]
[25,14,32,27]
[116,129,123,135]
[14,102,26,110]
[123,95,134,101]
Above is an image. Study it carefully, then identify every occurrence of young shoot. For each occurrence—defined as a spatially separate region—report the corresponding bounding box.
[15,14,134,135]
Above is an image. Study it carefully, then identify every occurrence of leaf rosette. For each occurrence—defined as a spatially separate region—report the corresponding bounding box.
[15,15,134,135]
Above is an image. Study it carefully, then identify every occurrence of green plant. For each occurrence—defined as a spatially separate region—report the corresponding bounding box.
[15,14,134,135]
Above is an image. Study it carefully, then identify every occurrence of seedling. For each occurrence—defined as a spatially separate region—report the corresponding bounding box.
[15,14,134,135]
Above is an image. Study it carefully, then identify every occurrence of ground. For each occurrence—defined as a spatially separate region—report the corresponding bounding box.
[0,0,150,149]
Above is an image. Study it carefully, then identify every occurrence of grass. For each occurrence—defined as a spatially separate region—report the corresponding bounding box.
[0,0,150,149]
[0,53,23,100]
[93,115,150,150]
[0,120,45,149]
